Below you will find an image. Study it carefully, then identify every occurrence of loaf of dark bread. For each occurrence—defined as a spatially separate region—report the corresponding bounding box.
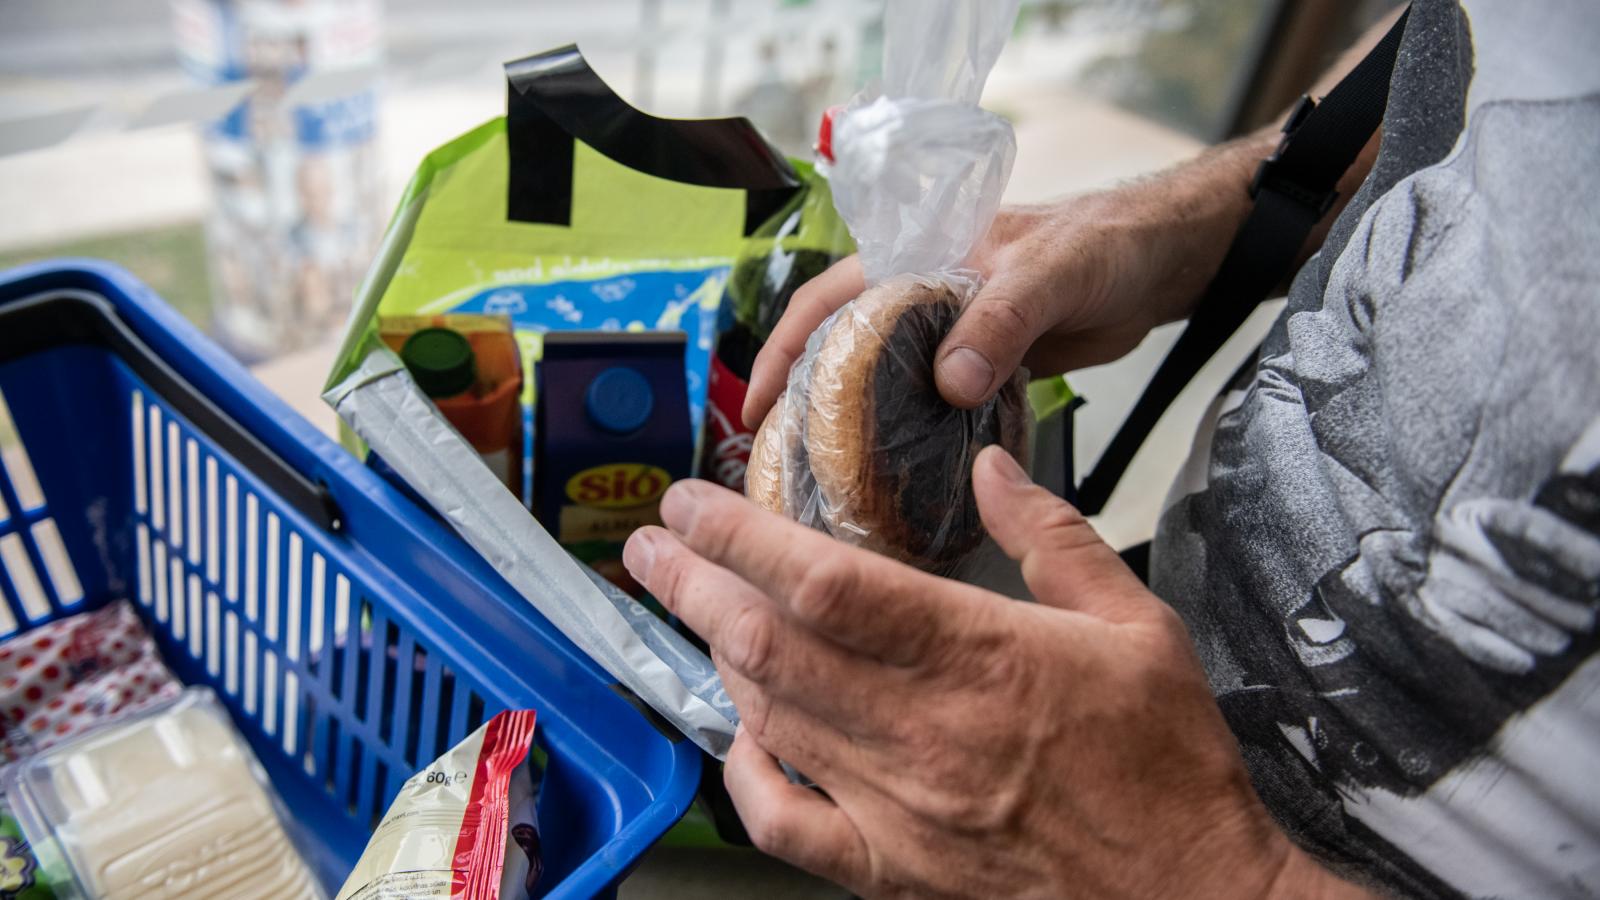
[802,276,1030,569]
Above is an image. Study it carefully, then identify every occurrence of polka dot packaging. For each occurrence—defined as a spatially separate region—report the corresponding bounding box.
[0,602,181,763]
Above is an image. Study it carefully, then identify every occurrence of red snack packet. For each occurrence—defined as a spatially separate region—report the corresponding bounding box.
[337,709,542,900]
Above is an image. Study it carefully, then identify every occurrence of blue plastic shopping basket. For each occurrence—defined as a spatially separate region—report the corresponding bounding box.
[0,261,700,897]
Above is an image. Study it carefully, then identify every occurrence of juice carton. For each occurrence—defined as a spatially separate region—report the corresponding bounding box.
[536,332,693,593]
[380,314,523,495]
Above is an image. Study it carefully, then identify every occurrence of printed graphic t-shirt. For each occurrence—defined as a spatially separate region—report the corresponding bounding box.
[1150,1,1600,896]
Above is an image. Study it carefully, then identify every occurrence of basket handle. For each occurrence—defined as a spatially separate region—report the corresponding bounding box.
[0,291,341,532]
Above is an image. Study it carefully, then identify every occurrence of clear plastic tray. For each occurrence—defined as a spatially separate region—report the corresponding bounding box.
[4,687,323,899]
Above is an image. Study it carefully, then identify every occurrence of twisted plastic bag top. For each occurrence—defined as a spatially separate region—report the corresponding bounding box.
[830,0,1021,284]
[747,0,1030,574]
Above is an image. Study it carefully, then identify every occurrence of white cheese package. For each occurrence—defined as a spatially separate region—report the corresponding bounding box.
[2,686,324,899]
[336,709,541,900]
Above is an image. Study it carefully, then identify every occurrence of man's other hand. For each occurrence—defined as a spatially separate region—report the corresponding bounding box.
[622,447,1365,899]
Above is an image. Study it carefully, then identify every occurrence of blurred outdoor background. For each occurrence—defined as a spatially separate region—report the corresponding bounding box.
[0,2,1396,892]
[0,0,1395,344]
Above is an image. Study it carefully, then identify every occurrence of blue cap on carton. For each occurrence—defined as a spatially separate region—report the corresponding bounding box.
[585,367,654,434]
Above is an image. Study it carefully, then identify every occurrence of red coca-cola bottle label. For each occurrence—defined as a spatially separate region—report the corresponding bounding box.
[702,353,755,491]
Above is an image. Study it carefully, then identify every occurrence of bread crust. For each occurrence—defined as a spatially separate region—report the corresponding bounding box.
[804,276,1030,567]
[745,394,786,514]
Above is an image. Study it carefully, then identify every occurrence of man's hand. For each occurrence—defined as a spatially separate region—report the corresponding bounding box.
[623,447,1366,899]
[741,134,1283,430]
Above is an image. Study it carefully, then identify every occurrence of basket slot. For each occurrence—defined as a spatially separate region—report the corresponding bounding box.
[137,524,152,606]
[263,646,280,737]
[367,609,396,744]
[168,553,184,639]
[285,531,303,663]
[133,390,147,517]
[415,651,446,765]
[224,473,240,603]
[166,420,182,551]
[342,596,367,720]
[224,607,240,696]
[264,510,281,645]
[30,520,83,607]
[149,536,168,621]
[205,455,220,584]
[299,690,320,775]
[431,665,457,768]
[322,712,341,794]
[0,390,47,514]
[283,668,300,754]
[353,705,382,829]
[0,535,50,624]
[329,571,351,700]
[448,670,474,748]
[0,387,84,635]
[243,628,259,716]
[342,733,364,816]
[402,643,427,767]
[149,404,165,531]
[369,759,390,831]
[206,589,222,678]
[389,631,418,764]
[244,491,260,625]
[307,551,326,673]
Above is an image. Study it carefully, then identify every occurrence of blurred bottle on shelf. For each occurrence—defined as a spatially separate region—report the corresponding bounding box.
[171,0,385,361]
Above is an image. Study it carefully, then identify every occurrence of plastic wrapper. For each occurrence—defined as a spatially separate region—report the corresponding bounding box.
[336,710,541,900]
[2,687,324,899]
[325,352,737,759]
[751,0,1028,573]
[0,601,182,764]
[0,794,67,899]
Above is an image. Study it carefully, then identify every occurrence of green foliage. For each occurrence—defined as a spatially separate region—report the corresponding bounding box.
[0,222,213,329]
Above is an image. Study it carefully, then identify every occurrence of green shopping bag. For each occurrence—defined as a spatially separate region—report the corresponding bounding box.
[325,45,852,500]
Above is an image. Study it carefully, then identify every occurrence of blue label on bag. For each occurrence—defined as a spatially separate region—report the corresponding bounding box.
[449,267,724,432]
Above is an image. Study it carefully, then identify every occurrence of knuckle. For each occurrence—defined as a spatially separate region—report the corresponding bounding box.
[740,691,774,743]
[685,498,740,557]
[743,806,797,858]
[969,639,1025,692]
[724,605,780,682]
[1031,506,1098,555]
[789,557,858,629]
[970,295,1035,344]
[900,740,1021,831]
[648,549,691,604]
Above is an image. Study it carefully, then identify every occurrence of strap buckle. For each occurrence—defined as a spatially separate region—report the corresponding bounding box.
[1249,94,1338,216]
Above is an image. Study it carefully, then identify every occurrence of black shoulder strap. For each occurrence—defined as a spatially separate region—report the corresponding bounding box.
[1072,7,1410,515]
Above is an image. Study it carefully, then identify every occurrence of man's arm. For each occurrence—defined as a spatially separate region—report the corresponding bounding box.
[742,9,1404,424]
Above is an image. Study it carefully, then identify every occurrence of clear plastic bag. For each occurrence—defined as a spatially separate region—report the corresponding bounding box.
[750,0,1028,573]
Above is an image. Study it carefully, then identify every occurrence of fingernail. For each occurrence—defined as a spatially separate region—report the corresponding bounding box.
[659,479,707,534]
[938,347,995,405]
[623,528,659,581]
[987,445,1030,486]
